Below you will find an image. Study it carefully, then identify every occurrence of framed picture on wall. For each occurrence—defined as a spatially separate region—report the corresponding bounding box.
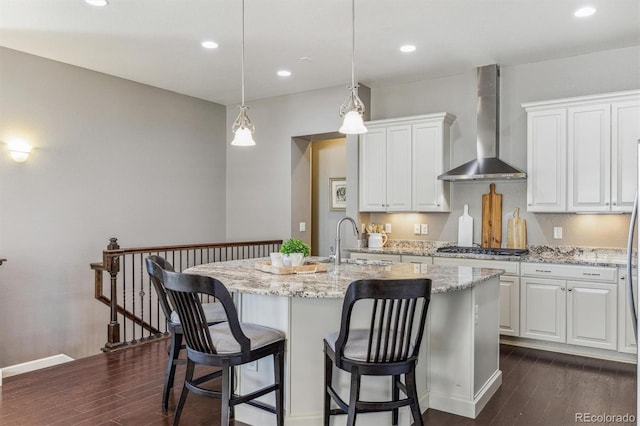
[330,177,347,211]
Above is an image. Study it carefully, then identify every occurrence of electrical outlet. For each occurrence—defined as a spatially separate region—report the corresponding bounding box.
[247,361,258,372]
[553,226,563,239]
[299,222,306,232]
[414,224,421,234]
[421,224,429,235]
[385,223,392,233]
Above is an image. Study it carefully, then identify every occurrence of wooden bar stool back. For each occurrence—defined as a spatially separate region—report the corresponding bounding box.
[323,278,432,426]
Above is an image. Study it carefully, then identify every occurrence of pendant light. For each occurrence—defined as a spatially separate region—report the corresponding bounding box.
[339,0,367,135]
[231,0,256,146]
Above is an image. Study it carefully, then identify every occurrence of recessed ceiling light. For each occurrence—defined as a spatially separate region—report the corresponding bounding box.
[85,0,108,6]
[574,6,596,17]
[201,41,219,49]
[400,45,416,53]
[277,70,292,77]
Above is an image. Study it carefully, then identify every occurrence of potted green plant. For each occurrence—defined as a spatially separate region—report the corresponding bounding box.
[279,238,311,266]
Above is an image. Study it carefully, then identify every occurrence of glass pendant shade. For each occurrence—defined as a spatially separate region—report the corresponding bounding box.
[231,106,256,146]
[339,88,367,134]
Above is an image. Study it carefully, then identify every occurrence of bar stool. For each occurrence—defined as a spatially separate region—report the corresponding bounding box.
[145,255,227,412]
[323,278,432,426]
[162,269,286,426]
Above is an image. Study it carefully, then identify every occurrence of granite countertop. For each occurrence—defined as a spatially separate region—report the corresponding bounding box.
[184,257,503,298]
[346,241,635,268]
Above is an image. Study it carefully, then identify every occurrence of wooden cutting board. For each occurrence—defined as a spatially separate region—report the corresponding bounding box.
[457,204,473,246]
[507,208,527,249]
[481,183,502,248]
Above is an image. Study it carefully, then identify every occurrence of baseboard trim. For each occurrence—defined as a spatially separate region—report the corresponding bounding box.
[0,354,74,386]
[500,337,637,364]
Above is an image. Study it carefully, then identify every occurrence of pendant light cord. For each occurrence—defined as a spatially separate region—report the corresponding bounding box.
[350,0,355,90]
[241,0,246,107]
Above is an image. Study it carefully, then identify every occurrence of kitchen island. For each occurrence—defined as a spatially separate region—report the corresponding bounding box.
[185,258,503,426]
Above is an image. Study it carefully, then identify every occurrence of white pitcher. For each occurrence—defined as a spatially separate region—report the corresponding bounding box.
[368,233,388,249]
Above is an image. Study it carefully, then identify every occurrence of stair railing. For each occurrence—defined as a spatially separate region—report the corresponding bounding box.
[91,237,282,351]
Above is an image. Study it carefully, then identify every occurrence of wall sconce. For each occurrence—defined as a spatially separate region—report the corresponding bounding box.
[7,139,32,163]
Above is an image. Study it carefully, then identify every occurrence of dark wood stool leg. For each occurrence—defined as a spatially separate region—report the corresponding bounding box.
[163,329,182,412]
[275,351,284,426]
[405,369,423,426]
[174,358,194,426]
[346,368,361,426]
[221,362,231,426]
[323,351,333,426]
[392,374,400,426]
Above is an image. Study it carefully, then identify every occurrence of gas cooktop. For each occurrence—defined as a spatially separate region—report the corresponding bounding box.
[436,246,529,256]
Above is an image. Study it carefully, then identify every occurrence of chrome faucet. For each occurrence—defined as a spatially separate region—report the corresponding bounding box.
[335,216,359,266]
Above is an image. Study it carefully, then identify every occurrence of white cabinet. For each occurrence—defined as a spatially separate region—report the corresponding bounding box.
[618,269,637,354]
[520,263,617,350]
[521,277,566,342]
[612,100,640,211]
[359,113,455,213]
[526,109,567,212]
[433,257,520,336]
[523,90,640,213]
[567,104,611,212]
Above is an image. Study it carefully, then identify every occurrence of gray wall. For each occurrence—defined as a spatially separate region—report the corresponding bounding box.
[0,47,227,366]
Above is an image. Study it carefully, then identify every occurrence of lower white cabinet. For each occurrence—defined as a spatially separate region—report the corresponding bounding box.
[433,257,520,336]
[618,269,637,354]
[520,263,617,351]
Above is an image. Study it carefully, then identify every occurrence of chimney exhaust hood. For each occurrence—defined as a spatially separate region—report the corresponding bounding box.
[438,64,526,181]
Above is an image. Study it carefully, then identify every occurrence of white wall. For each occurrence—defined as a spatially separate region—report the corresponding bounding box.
[0,47,227,366]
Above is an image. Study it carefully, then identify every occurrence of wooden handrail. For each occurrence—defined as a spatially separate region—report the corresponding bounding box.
[92,237,282,351]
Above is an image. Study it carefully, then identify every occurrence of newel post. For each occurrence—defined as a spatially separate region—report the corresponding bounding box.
[104,237,122,349]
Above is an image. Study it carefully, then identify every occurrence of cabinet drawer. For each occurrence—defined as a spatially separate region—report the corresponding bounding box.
[349,252,402,263]
[401,255,432,264]
[521,262,616,282]
[433,257,519,275]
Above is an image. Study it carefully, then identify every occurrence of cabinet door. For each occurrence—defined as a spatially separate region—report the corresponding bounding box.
[359,128,387,212]
[568,104,611,212]
[520,277,566,342]
[566,281,617,350]
[611,100,640,212]
[618,273,637,354]
[412,122,450,212]
[526,109,567,212]
[385,125,412,211]
[499,276,520,337]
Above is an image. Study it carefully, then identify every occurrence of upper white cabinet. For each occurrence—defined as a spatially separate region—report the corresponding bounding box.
[523,90,640,213]
[359,113,455,212]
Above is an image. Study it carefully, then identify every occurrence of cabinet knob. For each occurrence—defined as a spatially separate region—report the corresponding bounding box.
[613,202,617,206]
[605,202,610,206]
[560,287,565,291]
[568,288,573,292]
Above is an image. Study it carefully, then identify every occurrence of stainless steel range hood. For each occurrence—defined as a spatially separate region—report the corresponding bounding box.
[438,64,526,181]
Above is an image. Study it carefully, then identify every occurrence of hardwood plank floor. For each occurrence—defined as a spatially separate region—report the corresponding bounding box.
[0,341,635,425]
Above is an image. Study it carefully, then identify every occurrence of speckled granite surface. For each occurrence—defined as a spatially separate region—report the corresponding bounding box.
[184,257,503,298]
[347,240,635,267]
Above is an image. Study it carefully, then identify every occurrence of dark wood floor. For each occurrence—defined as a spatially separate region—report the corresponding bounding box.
[0,340,635,425]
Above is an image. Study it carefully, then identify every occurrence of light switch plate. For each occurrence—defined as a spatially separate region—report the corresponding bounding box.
[414,224,421,234]
[385,223,392,233]
[421,224,429,235]
[299,222,306,232]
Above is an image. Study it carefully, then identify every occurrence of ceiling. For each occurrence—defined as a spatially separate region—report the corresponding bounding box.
[1,0,638,106]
